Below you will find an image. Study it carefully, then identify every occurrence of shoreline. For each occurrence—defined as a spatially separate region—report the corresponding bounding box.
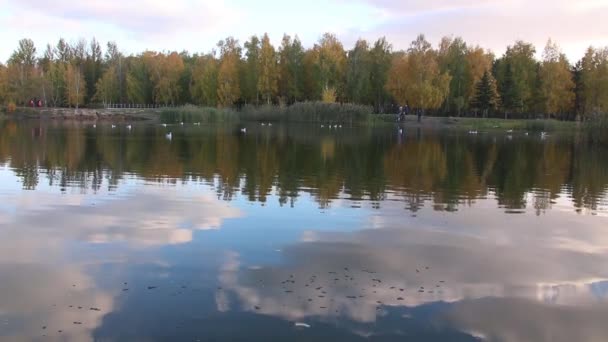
[9,107,160,122]
[5,107,577,132]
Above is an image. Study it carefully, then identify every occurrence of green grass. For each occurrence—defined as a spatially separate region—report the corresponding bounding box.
[441,117,575,131]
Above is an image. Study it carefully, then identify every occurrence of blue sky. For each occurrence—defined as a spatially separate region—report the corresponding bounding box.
[1,0,607,62]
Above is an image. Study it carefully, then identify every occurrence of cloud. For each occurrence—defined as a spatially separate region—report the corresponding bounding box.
[340,0,608,60]
[0,185,242,253]
[214,200,608,338]
[0,183,243,340]
[445,297,608,342]
[6,0,236,36]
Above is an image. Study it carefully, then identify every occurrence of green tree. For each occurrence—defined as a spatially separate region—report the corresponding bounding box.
[578,47,608,118]
[495,41,538,116]
[278,35,305,104]
[345,39,372,104]
[438,36,470,116]
[126,53,154,104]
[243,36,260,104]
[369,37,392,113]
[257,33,278,104]
[7,38,39,105]
[471,70,500,117]
[84,38,103,104]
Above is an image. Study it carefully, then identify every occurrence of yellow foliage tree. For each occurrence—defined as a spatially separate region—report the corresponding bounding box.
[217,38,242,107]
[65,63,85,108]
[540,40,575,118]
[156,52,184,105]
[386,35,451,113]
[316,33,347,99]
[94,65,120,105]
[465,46,494,103]
[0,64,7,104]
[258,33,278,104]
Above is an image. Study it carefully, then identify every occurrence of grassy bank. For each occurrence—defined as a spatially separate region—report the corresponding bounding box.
[439,117,576,131]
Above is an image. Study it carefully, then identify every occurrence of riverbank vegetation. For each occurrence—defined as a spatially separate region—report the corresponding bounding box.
[1,34,606,125]
[162,102,374,124]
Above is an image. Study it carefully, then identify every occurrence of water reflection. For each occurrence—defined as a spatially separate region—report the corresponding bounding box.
[0,121,606,213]
[0,120,607,341]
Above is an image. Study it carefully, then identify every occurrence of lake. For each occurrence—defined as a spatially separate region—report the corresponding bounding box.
[0,120,607,341]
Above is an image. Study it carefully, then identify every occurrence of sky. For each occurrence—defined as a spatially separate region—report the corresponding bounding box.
[1,0,607,63]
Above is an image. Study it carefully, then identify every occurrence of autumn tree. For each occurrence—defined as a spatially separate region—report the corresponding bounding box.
[302,49,322,100]
[64,39,87,108]
[126,52,154,104]
[95,65,120,104]
[386,35,451,115]
[465,46,494,105]
[257,33,278,104]
[315,33,347,100]
[65,62,85,108]
[539,40,575,119]
[471,70,500,117]
[0,63,8,104]
[217,37,242,107]
[152,52,184,105]
[191,54,219,106]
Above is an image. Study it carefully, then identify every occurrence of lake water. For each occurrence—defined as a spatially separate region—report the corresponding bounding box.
[1,120,607,341]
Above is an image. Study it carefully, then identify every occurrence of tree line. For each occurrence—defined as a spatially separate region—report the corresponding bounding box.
[0,33,607,119]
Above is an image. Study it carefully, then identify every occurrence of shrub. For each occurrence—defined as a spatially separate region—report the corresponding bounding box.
[160,105,239,123]
[238,102,373,124]
[585,112,608,145]
[7,101,16,113]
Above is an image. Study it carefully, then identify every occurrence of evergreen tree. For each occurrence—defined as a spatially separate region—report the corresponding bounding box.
[471,70,500,117]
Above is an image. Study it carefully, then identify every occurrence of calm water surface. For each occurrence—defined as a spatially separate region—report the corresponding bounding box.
[0,120,607,341]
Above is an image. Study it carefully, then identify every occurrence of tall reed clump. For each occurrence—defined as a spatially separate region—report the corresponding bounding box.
[239,102,373,124]
[160,105,239,123]
[585,112,608,145]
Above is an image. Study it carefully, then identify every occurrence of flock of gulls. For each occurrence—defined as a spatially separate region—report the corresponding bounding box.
[88,122,549,143]
[35,265,445,337]
[468,129,548,139]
